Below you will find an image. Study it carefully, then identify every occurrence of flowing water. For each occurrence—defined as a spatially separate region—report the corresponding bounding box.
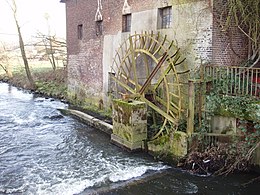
[0,82,259,195]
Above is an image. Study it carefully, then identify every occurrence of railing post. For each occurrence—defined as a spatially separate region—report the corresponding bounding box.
[187,79,195,136]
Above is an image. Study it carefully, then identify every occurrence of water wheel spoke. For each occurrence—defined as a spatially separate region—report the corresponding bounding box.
[139,32,148,49]
[154,95,179,117]
[169,92,180,98]
[111,75,136,94]
[175,57,186,66]
[167,40,174,51]
[119,73,142,90]
[140,96,178,125]
[152,119,169,140]
[149,32,160,53]
[154,56,182,90]
[147,31,154,50]
[170,101,181,111]
[152,35,166,56]
[166,48,180,61]
[176,70,190,75]
[169,110,177,119]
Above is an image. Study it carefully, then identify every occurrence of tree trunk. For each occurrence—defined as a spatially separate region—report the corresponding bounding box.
[15,18,35,89]
[49,36,56,70]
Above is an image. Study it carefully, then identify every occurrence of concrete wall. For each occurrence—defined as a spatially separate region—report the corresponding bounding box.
[102,0,213,103]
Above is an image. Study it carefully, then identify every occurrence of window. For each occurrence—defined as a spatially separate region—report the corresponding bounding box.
[158,6,172,29]
[122,14,131,32]
[96,21,103,36]
[77,24,83,40]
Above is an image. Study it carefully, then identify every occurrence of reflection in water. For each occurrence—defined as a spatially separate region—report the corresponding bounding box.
[8,84,11,94]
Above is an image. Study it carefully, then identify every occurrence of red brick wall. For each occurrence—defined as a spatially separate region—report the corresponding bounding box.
[66,0,99,55]
[212,0,248,66]
[66,0,164,52]
[95,0,158,35]
[66,0,105,102]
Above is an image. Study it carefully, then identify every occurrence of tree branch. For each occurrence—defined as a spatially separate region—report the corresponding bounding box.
[0,63,7,72]
[237,25,255,43]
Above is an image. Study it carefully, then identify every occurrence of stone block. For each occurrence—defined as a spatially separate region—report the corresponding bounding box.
[111,99,147,151]
[147,131,188,159]
[211,115,237,134]
[170,131,188,158]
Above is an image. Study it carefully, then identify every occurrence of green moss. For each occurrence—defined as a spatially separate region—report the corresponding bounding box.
[215,104,260,122]
[173,132,182,141]
[150,135,170,146]
[123,131,132,141]
[113,99,146,126]
[68,94,112,123]
[35,81,67,99]
[113,99,146,110]
[215,106,236,118]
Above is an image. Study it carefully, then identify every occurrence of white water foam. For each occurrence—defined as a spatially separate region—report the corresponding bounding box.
[30,164,169,195]
[109,165,168,182]
[12,112,37,125]
[0,186,25,194]
[36,178,95,195]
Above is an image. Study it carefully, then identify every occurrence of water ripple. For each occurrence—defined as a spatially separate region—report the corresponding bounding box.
[0,83,168,195]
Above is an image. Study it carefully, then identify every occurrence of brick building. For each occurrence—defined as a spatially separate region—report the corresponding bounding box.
[60,0,248,108]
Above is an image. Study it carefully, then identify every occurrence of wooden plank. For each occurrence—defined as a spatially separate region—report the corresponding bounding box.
[187,80,195,136]
[140,96,178,125]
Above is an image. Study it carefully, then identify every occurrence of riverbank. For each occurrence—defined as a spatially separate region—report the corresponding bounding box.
[0,68,67,100]
[1,81,259,194]
[1,70,259,178]
[0,68,112,124]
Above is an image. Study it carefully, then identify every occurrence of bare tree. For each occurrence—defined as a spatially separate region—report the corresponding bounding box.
[6,0,35,88]
[0,42,13,78]
[33,13,67,70]
[35,33,67,70]
[44,13,56,70]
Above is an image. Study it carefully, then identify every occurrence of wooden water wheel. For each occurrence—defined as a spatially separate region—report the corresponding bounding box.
[110,32,189,139]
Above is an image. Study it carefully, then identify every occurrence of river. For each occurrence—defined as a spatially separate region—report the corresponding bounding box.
[0,82,259,195]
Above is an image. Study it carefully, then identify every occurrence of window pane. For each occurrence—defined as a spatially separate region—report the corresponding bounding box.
[123,14,131,32]
[160,6,172,29]
[77,24,83,39]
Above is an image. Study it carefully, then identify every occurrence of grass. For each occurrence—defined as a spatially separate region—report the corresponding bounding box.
[0,58,65,75]
[0,59,67,100]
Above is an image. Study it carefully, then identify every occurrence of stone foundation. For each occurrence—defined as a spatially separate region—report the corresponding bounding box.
[147,131,188,159]
[111,99,147,151]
